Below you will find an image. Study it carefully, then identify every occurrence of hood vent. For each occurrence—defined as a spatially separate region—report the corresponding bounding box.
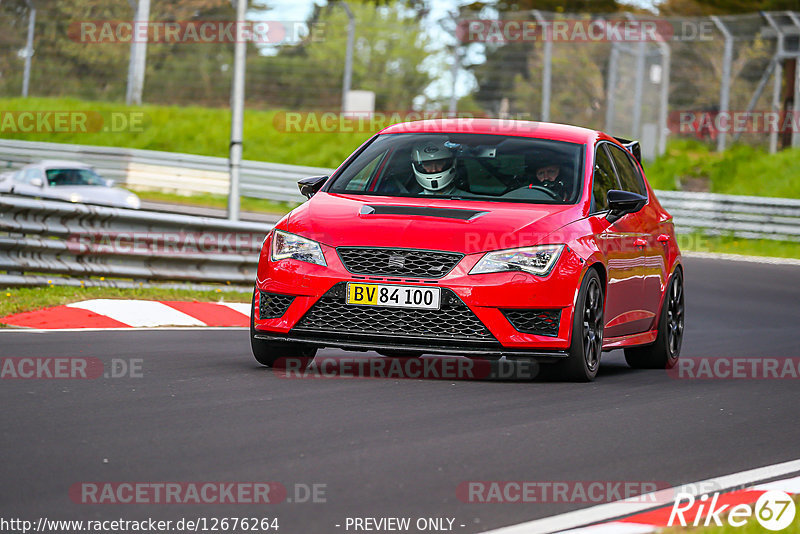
[360,205,487,221]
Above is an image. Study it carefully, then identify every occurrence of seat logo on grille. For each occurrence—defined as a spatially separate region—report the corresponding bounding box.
[388,255,405,269]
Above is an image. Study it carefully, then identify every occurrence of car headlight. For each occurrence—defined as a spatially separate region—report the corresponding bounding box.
[69,193,82,203]
[470,244,565,277]
[125,194,140,209]
[270,230,326,266]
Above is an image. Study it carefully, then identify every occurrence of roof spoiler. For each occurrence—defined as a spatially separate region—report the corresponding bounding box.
[613,137,642,165]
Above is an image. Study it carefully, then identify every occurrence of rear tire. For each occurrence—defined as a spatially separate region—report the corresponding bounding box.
[556,269,604,382]
[624,268,684,369]
[250,290,316,368]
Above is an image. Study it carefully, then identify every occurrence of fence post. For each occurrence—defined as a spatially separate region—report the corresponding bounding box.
[532,10,551,122]
[605,41,619,133]
[340,1,355,112]
[632,40,646,139]
[795,59,800,149]
[657,41,671,156]
[126,0,150,105]
[625,14,646,139]
[711,16,733,152]
[764,13,783,154]
[228,0,248,221]
[21,0,35,98]
[125,0,136,105]
[449,42,459,115]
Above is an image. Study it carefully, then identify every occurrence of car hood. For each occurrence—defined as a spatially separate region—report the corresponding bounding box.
[284,192,581,254]
[47,186,137,206]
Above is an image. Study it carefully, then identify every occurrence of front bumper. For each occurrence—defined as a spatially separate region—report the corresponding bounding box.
[253,239,586,355]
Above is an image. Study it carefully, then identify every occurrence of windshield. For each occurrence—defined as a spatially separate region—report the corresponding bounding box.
[329,133,584,204]
[46,168,106,187]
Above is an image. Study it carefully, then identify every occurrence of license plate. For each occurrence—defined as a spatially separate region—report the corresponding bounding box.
[346,283,440,310]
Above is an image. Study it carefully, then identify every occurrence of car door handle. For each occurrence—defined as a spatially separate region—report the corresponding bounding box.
[657,234,670,244]
[634,238,647,248]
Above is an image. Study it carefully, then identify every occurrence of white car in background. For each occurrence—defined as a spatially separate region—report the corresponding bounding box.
[0,160,141,209]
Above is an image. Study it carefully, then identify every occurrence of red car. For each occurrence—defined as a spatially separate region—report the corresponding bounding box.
[251,119,684,381]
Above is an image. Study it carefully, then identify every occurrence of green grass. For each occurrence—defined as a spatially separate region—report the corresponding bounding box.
[136,190,297,216]
[0,286,251,320]
[645,139,800,199]
[677,233,800,259]
[4,98,798,200]
[0,97,370,168]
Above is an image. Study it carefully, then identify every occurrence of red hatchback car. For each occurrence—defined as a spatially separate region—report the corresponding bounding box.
[251,119,684,381]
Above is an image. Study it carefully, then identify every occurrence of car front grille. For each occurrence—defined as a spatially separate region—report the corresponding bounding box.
[259,291,294,319]
[336,247,463,279]
[292,283,496,345]
[502,309,561,337]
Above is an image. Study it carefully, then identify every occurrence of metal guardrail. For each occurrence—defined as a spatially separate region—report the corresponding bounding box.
[0,139,332,204]
[0,195,271,290]
[656,190,800,241]
[1,189,799,290]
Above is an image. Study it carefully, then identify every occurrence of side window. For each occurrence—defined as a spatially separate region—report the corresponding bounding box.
[343,152,384,191]
[592,145,618,212]
[607,144,646,196]
[20,168,40,184]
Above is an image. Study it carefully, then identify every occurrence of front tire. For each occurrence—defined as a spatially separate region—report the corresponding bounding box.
[624,268,684,369]
[556,269,604,382]
[250,290,316,368]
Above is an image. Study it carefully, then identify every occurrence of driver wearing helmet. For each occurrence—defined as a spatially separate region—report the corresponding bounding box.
[534,163,569,200]
[411,141,463,195]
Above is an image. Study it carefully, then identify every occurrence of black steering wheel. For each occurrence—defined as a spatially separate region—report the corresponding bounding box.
[526,184,561,200]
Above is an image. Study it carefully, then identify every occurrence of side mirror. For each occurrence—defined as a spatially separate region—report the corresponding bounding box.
[29,177,44,188]
[297,175,328,199]
[606,189,646,223]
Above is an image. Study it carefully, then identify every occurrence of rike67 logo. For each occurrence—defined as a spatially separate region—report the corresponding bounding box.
[669,490,796,531]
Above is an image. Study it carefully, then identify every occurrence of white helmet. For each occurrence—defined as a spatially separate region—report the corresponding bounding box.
[412,141,456,192]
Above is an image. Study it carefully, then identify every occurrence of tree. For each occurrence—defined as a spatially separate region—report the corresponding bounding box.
[464,0,621,118]
[247,2,437,111]
[0,0,268,104]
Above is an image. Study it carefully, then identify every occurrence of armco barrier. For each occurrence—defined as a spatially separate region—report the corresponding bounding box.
[0,195,272,289]
[656,190,800,241]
